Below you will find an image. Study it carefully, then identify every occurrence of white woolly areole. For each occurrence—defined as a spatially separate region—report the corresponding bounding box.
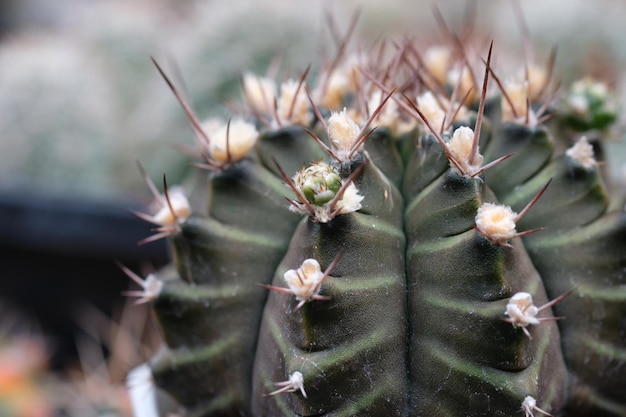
[283,259,325,302]
[451,100,470,124]
[130,274,163,304]
[518,65,548,102]
[204,118,258,163]
[475,202,518,243]
[320,71,350,110]
[277,79,311,126]
[334,182,364,214]
[448,126,483,176]
[242,72,276,115]
[521,395,552,417]
[318,53,363,109]
[522,396,538,411]
[505,292,540,327]
[367,90,399,131]
[287,371,306,397]
[328,108,362,158]
[502,79,529,123]
[566,136,596,169]
[424,46,452,85]
[269,370,307,398]
[143,275,163,299]
[447,65,477,103]
[417,91,445,133]
[151,186,191,226]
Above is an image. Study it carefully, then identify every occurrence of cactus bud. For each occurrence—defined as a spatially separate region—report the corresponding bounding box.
[294,163,342,206]
[562,77,617,131]
[288,162,363,223]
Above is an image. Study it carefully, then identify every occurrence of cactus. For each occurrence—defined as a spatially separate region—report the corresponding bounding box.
[127,13,626,417]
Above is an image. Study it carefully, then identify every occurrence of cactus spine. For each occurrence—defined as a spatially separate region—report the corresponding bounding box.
[128,13,626,417]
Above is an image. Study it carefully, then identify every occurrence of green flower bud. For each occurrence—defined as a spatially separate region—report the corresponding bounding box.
[562,77,618,132]
[294,163,342,207]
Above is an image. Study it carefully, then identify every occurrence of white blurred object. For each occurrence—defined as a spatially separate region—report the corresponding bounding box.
[127,364,159,417]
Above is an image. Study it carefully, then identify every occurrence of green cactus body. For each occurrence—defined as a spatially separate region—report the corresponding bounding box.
[149,127,323,416]
[252,156,408,416]
[131,19,626,417]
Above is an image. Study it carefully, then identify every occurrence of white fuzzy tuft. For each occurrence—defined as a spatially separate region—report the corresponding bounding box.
[151,186,191,226]
[502,79,530,123]
[475,202,517,244]
[417,91,445,133]
[367,90,400,132]
[424,46,452,85]
[518,65,548,102]
[521,395,553,417]
[505,292,540,327]
[242,72,276,115]
[566,136,596,169]
[268,371,307,398]
[334,182,364,215]
[277,79,311,126]
[447,65,477,103]
[448,126,482,176]
[328,108,362,159]
[283,259,325,303]
[203,118,258,163]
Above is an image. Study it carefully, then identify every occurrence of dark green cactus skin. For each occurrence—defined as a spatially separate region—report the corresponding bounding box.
[140,46,626,417]
[252,157,408,416]
[406,172,564,414]
[150,129,325,416]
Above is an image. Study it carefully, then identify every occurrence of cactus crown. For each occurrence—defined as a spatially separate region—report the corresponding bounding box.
[128,8,625,417]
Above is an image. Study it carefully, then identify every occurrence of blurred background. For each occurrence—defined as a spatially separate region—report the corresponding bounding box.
[0,0,624,415]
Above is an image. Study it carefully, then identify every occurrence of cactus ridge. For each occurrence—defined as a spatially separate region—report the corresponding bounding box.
[134,14,626,417]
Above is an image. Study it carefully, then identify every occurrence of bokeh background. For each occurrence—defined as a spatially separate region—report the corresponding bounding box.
[0,0,624,415]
